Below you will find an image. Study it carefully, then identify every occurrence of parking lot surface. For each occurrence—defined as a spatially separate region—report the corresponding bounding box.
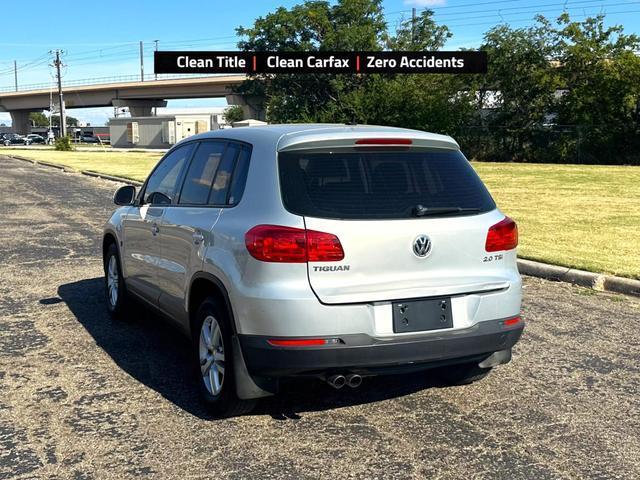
[1,155,639,479]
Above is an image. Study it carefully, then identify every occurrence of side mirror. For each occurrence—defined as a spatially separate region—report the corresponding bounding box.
[113,185,136,206]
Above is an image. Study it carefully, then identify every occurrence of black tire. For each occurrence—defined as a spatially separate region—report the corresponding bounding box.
[194,298,256,417]
[433,362,492,386]
[104,242,130,318]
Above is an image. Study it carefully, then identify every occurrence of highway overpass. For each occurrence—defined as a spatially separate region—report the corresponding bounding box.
[0,75,260,134]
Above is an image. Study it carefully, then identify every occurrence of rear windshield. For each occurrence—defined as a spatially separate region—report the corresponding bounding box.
[278,149,495,219]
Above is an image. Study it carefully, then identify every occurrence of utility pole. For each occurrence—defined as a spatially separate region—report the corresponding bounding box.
[49,87,54,143]
[51,50,66,137]
[14,60,18,91]
[153,40,159,116]
[154,40,159,81]
[139,41,144,81]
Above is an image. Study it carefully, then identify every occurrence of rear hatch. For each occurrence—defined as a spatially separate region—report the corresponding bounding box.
[278,134,513,304]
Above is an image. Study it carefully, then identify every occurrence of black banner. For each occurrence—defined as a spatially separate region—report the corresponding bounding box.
[154,51,487,74]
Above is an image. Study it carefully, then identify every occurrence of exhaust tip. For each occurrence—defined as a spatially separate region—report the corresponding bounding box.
[327,374,346,389]
[346,374,362,388]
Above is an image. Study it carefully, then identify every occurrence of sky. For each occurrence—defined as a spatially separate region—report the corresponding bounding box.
[0,0,638,126]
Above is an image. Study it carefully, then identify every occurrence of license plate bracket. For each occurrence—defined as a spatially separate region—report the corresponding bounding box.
[392,297,453,333]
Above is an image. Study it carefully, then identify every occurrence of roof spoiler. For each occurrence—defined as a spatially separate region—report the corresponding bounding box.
[277,132,459,152]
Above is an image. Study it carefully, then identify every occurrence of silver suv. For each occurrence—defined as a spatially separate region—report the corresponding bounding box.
[103,124,523,416]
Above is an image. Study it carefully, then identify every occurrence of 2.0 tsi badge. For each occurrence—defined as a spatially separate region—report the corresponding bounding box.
[413,234,432,258]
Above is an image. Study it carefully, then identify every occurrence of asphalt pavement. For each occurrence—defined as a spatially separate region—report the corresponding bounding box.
[1,155,639,479]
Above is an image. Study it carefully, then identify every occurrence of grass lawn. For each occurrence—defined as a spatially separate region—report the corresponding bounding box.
[4,148,638,279]
[8,148,162,182]
[473,162,640,280]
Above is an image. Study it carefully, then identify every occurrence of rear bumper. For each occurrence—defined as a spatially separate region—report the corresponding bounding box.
[238,318,524,377]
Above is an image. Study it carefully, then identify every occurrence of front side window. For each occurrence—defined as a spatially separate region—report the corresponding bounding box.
[143,143,194,204]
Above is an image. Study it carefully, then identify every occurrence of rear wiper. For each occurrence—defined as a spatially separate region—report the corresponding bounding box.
[412,205,480,217]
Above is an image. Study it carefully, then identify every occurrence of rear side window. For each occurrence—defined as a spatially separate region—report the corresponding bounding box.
[178,141,226,205]
[209,143,240,205]
[227,146,251,205]
[278,149,495,219]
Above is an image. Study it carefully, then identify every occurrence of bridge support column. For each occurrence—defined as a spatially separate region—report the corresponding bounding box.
[10,110,32,135]
[112,99,167,117]
[226,95,266,121]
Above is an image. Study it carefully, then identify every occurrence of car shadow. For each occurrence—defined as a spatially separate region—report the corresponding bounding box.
[57,277,441,420]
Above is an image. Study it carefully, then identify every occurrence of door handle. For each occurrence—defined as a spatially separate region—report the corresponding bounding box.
[151,224,160,236]
[193,231,205,245]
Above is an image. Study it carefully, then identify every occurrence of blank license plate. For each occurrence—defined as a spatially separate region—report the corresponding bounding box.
[392,297,453,333]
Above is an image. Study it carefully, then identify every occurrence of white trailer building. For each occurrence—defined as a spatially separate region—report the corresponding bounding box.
[109,112,226,148]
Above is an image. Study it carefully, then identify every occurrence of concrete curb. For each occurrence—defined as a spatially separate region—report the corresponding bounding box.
[83,170,143,186]
[4,154,639,297]
[517,259,640,297]
[8,154,75,172]
[6,155,143,186]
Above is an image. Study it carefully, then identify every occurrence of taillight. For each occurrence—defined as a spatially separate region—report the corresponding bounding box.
[306,230,345,261]
[485,216,518,252]
[245,225,344,263]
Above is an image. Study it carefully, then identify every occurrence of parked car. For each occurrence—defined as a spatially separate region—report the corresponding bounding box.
[3,133,30,146]
[0,132,17,142]
[81,134,100,143]
[26,134,46,144]
[102,124,523,417]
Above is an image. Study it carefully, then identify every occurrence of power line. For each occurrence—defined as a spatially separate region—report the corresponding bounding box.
[65,44,138,62]
[386,2,639,28]
[444,7,640,29]
[432,1,640,25]
[0,3,636,86]
[386,0,605,15]
[65,42,238,68]
[62,35,240,62]
[386,0,633,20]
[0,54,49,76]
[144,34,239,47]
[0,35,242,73]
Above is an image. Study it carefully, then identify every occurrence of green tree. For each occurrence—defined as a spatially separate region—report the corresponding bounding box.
[467,13,640,164]
[551,13,640,163]
[224,105,245,123]
[236,0,387,123]
[28,112,80,127]
[368,10,468,133]
[235,1,640,164]
[51,115,80,127]
[386,10,451,50]
[470,19,560,161]
[29,112,48,127]
[235,0,459,126]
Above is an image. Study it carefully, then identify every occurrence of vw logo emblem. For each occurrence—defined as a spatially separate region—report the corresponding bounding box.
[413,234,432,258]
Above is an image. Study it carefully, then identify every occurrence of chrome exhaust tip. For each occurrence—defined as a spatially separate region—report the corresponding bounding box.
[346,374,362,388]
[327,374,346,389]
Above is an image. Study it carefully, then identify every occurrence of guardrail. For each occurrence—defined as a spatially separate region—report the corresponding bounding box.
[0,73,245,93]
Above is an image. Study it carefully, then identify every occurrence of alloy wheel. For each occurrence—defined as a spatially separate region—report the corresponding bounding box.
[199,315,226,396]
[106,255,119,307]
